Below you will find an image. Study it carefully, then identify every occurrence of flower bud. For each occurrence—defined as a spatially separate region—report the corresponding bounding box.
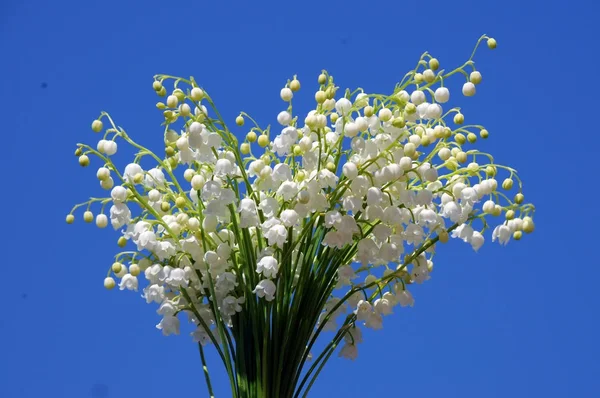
[454,133,466,145]
[467,162,479,172]
[101,177,114,190]
[318,73,327,84]
[96,167,110,180]
[175,196,186,208]
[502,178,513,190]
[66,214,75,224]
[480,129,489,139]
[505,210,515,220]
[454,113,464,124]
[462,82,476,97]
[235,115,244,126]
[148,189,161,202]
[75,147,83,156]
[111,263,124,275]
[166,95,178,108]
[434,87,450,103]
[513,230,522,240]
[165,146,175,156]
[290,79,301,92]
[364,105,374,117]
[191,87,204,101]
[183,168,195,182]
[161,201,171,212]
[456,151,467,164]
[392,117,405,128]
[342,162,358,180]
[129,264,140,277]
[438,147,451,161]
[157,86,167,97]
[414,73,423,83]
[91,120,103,133]
[241,143,250,154]
[258,135,269,147]
[487,38,497,49]
[486,166,497,177]
[467,133,477,143]
[152,81,162,91]
[523,217,535,233]
[315,90,326,104]
[423,69,436,83]
[470,71,482,85]
[404,143,416,158]
[379,108,392,121]
[483,200,495,214]
[179,103,191,117]
[246,131,257,142]
[280,87,293,101]
[492,205,502,217]
[173,89,185,102]
[96,214,108,228]
[117,237,127,247]
[104,277,116,290]
[515,193,524,204]
[83,211,93,223]
[188,217,200,231]
[429,58,440,70]
[79,155,90,167]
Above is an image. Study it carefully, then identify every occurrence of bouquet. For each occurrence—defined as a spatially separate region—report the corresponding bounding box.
[67,35,535,398]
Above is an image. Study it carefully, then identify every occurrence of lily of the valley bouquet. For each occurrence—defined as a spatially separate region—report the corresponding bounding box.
[67,35,535,398]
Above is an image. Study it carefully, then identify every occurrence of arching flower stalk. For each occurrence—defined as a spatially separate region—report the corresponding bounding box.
[67,34,535,398]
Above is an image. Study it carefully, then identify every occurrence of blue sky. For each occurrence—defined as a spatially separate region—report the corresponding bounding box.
[1,0,599,397]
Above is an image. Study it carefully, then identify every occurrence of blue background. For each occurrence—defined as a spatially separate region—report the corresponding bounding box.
[1,1,598,397]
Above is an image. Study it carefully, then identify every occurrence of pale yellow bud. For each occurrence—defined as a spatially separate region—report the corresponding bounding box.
[235,115,245,126]
[315,90,326,104]
[129,264,140,276]
[258,135,269,147]
[429,58,440,71]
[190,87,204,101]
[91,120,103,133]
[175,196,186,208]
[502,178,514,190]
[470,71,482,85]
[290,79,301,92]
[104,277,116,290]
[241,143,250,154]
[166,95,178,108]
[66,214,75,224]
[83,211,93,223]
[515,193,525,204]
[112,262,123,273]
[523,217,535,233]
[454,113,464,125]
[246,131,257,142]
[79,155,90,167]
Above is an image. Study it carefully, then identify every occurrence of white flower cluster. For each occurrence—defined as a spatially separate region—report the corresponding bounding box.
[68,35,534,361]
